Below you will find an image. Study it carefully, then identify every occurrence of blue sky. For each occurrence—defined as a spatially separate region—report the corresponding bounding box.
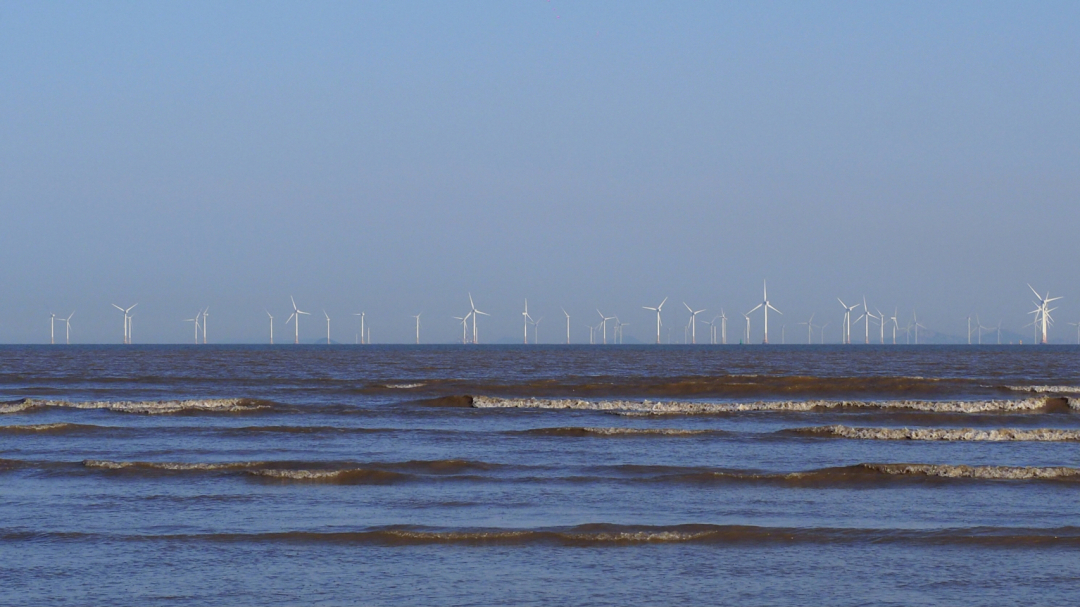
[1,1,1078,343]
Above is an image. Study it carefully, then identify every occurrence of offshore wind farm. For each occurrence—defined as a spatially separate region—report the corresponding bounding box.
[3,3,1080,606]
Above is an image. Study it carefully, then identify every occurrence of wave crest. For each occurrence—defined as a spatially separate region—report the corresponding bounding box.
[1,398,268,415]
[793,425,1080,442]
[521,427,715,437]
[472,395,1060,415]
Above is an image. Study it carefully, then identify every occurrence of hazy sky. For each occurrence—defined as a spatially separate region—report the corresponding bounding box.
[2,1,1078,343]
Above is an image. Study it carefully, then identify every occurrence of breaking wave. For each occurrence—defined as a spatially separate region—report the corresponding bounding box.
[0,397,269,415]
[518,427,719,437]
[1005,385,1080,394]
[472,395,1071,415]
[0,422,101,434]
[12,524,1080,547]
[79,458,497,484]
[792,425,1080,442]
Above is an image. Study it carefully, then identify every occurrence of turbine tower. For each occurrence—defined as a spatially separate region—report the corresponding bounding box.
[324,311,332,345]
[266,311,274,344]
[453,312,472,345]
[201,307,209,344]
[837,298,860,345]
[412,312,421,345]
[49,313,56,345]
[353,312,366,345]
[642,297,667,345]
[746,280,781,344]
[1028,284,1062,345]
[61,312,74,345]
[798,313,816,344]
[719,309,727,344]
[683,303,706,344]
[468,294,489,344]
[287,296,310,344]
[112,303,137,345]
[597,310,615,345]
[522,299,533,344]
[561,308,570,345]
[183,312,200,344]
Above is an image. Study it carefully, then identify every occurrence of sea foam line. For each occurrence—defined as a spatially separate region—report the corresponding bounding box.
[0,397,267,415]
[793,425,1080,442]
[471,395,1074,415]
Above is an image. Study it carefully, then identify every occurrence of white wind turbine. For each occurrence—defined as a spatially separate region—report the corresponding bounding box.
[266,311,274,344]
[615,318,628,344]
[642,297,667,345]
[201,307,209,344]
[837,298,860,345]
[112,303,137,345]
[531,316,543,344]
[561,308,570,345]
[798,313,816,344]
[851,297,876,345]
[683,302,706,344]
[820,321,830,344]
[183,312,201,344]
[889,308,899,345]
[1028,284,1062,345]
[412,312,421,345]
[746,280,781,344]
[975,314,993,345]
[742,313,751,344]
[61,312,74,345]
[468,294,489,344]
[353,312,366,345]
[1068,320,1080,345]
[324,311,332,345]
[49,313,56,345]
[453,312,472,345]
[719,309,727,344]
[522,299,533,344]
[911,311,926,344]
[597,310,615,345]
[701,317,716,345]
[287,296,310,344]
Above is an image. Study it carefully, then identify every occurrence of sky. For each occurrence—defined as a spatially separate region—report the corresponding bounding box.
[1,1,1078,344]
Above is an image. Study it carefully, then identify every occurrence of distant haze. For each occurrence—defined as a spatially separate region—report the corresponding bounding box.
[1,2,1078,344]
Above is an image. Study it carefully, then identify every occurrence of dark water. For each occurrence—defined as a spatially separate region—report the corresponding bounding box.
[2,345,1079,606]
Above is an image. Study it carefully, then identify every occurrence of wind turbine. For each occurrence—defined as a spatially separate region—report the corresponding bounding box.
[531,316,543,344]
[852,297,876,344]
[597,310,615,345]
[60,312,74,345]
[183,312,200,344]
[112,304,137,345]
[412,313,421,345]
[201,307,209,344]
[561,308,570,345]
[975,314,992,345]
[642,297,667,345]
[702,317,716,345]
[49,313,56,345]
[324,311,332,345]
[453,312,471,345]
[353,312,366,345]
[742,313,750,344]
[837,298,860,345]
[798,313,816,344]
[719,309,727,344]
[522,299,533,344]
[683,303,706,344]
[1069,320,1080,345]
[1028,284,1062,345]
[996,320,1003,345]
[468,294,489,344]
[266,311,274,344]
[746,280,781,344]
[889,308,899,344]
[912,311,926,344]
[287,296,310,344]
[820,321,830,344]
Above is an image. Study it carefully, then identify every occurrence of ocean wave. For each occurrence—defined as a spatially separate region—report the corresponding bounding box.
[472,395,1064,415]
[792,425,1080,442]
[78,458,497,483]
[1005,385,1080,394]
[12,524,1080,547]
[518,427,717,437]
[856,463,1080,480]
[0,422,102,434]
[0,397,269,415]
[384,383,426,389]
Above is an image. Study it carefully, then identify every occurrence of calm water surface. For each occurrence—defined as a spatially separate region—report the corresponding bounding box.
[1,345,1079,605]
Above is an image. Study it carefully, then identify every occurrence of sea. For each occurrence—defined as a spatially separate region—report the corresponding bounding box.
[1,344,1079,606]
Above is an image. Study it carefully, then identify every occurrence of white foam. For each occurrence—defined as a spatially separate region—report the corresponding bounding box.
[472,395,1055,415]
[797,425,1080,442]
[1005,385,1080,394]
[248,469,350,480]
[863,463,1080,480]
[82,460,264,471]
[1,398,265,415]
[384,383,425,389]
[577,427,709,436]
